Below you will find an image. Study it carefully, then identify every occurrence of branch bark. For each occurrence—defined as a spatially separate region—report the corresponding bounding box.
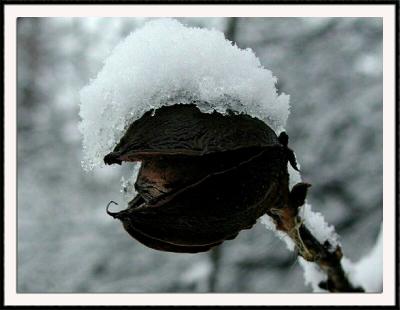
[267,205,364,292]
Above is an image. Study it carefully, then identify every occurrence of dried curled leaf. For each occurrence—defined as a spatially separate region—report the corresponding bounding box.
[104,103,304,253]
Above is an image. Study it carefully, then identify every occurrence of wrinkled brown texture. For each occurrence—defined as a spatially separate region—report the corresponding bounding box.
[105,103,301,253]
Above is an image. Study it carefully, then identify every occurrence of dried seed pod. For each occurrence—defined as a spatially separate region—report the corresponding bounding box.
[104,103,304,253]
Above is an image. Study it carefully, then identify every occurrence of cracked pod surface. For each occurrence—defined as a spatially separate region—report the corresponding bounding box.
[105,103,298,253]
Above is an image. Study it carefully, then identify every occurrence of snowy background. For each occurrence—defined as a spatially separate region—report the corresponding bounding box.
[17,17,382,293]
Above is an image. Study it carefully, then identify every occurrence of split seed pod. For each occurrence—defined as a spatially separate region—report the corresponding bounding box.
[104,103,306,253]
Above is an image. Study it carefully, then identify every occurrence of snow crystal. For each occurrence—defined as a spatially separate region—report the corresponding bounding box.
[79,18,290,170]
[342,225,383,292]
[263,156,344,292]
[261,161,339,252]
[260,215,295,251]
[120,163,141,203]
[301,225,383,293]
[298,257,327,292]
[299,204,339,249]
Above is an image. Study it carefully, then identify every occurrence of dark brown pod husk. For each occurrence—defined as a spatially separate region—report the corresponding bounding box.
[104,103,302,253]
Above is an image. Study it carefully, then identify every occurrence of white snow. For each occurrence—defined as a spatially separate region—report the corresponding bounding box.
[262,163,339,252]
[299,225,383,292]
[262,161,343,292]
[342,224,383,292]
[79,18,290,170]
[298,257,327,292]
[120,163,141,204]
[260,215,295,251]
[298,204,339,249]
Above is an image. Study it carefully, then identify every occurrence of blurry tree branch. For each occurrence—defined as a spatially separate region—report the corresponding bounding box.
[207,245,222,292]
[252,19,339,48]
[17,18,43,132]
[225,17,239,44]
[237,253,296,270]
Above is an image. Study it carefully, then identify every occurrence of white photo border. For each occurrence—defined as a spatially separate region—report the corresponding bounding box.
[4,3,397,307]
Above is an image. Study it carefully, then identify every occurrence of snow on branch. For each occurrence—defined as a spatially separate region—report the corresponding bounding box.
[262,166,382,292]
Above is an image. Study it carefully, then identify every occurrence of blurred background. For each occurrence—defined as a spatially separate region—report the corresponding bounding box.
[17,17,382,293]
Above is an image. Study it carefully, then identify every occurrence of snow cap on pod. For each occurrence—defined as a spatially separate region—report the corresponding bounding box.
[79,18,290,170]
